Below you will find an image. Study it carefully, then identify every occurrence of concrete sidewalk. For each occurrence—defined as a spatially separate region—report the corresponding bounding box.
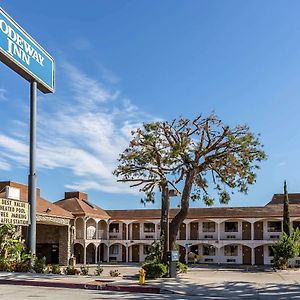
[1,265,300,298]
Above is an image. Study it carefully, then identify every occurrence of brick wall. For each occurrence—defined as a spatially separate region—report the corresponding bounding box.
[36,224,70,265]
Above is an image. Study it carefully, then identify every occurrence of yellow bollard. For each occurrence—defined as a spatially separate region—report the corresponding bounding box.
[139,268,146,285]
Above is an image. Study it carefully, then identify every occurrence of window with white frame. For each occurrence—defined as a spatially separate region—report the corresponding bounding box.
[225,222,238,232]
[144,223,155,233]
[202,245,216,256]
[202,222,216,232]
[224,245,238,256]
[267,221,282,232]
[109,245,119,255]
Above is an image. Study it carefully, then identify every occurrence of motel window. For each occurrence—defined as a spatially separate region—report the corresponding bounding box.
[268,246,274,257]
[109,245,119,255]
[202,222,216,232]
[109,223,119,233]
[224,245,238,256]
[267,221,282,232]
[203,245,216,256]
[225,222,238,232]
[143,245,151,255]
[293,221,300,231]
[144,223,155,233]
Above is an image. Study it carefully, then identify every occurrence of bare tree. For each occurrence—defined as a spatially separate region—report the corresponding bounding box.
[114,114,266,256]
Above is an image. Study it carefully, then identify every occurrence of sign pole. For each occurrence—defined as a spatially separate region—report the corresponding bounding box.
[28,80,37,256]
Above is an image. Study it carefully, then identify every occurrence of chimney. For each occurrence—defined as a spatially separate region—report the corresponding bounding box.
[5,186,20,200]
[64,191,88,201]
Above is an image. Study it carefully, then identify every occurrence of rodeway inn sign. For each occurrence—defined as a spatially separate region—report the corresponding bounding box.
[0,7,54,93]
[0,6,55,256]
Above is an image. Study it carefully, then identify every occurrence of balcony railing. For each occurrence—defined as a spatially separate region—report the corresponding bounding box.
[109,232,122,240]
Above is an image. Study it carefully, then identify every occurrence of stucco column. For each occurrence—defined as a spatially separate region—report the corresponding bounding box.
[83,245,86,265]
[139,222,142,240]
[125,224,128,240]
[215,247,219,264]
[128,224,131,240]
[83,219,87,240]
[107,245,110,262]
[251,222,254,240]
[217,223,220,241]
[251,247,255,265]
[95,246,97,264]
[126,245,128,262]
[186,223,189,240]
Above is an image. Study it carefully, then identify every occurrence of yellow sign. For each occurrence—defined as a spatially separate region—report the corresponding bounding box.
[0,198,29,226]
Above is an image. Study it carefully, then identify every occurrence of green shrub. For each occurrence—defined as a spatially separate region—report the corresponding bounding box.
[0,224,32,272]
[142,262,168,279]
[80,265,89,275]
[33,257,46,273]
[94,265,103,276]
[273,229,300,270]
[145,238,163,263]
[14,259,31,273]
[109,269,120,277]
[65,266,80,275]
[51,264,61,274]
[176,262,188,273]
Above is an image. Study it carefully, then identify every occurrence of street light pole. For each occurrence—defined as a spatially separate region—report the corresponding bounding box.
[28,81,37,256]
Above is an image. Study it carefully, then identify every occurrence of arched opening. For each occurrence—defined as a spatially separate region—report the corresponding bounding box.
[74,243,84,264]
[75,218,84,239]
[98,220,108,239]
[86,218,96,240]
[108,243,126,262]
[86,243,96,264]
[97,243,108,262]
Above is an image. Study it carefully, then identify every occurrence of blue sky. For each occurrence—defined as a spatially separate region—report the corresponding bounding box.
[1,1,300,210]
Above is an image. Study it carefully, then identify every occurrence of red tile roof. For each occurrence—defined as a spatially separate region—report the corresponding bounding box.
[55,197,110,219]
[267,193,300,205]
[107,204,300,220]
[0,181,73,219]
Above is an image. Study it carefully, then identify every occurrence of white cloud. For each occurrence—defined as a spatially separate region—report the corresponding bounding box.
[0,159,11,171]
[65,180,139,195]
[99,65,120,84]
[0,88,7,101]
[62,62,119,108]
[0,62,156,195]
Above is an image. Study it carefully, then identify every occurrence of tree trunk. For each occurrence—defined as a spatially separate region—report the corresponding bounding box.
[160,183,169,262]
[169,169,196,250]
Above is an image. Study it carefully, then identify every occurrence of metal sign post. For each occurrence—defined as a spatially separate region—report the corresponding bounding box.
[28,81,37,256]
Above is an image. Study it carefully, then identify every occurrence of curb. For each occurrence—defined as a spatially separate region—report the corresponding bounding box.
[0,279,161,294]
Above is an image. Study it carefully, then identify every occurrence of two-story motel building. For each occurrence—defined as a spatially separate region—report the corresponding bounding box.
[1,180,300,266]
